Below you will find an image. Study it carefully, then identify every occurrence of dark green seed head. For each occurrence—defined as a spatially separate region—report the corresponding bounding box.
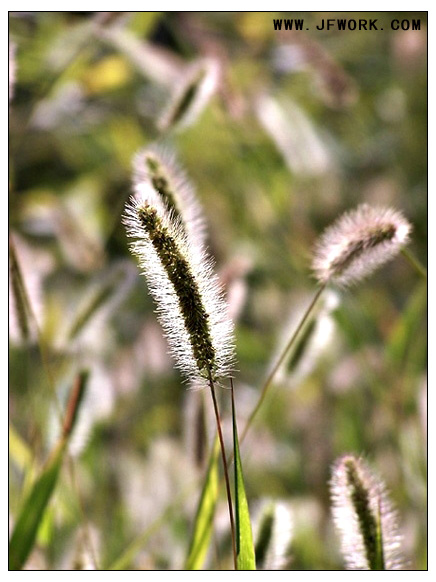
[137,204,217,377]
[345,458,385,570]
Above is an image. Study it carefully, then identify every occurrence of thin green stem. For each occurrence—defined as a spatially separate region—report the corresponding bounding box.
[401,248,427,279]
[208,371,237,570]
[240,283,327,443]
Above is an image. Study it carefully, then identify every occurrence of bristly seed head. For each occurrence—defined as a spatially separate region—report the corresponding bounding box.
[137,205,215,373]
[312,204,411,287]
[132,144,206,246]
[330,454,404,570]
[123,191,234,387]
[254,500,293,570]
[158,58,220,132]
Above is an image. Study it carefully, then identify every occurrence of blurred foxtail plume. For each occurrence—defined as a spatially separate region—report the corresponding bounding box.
[312,204,411,287]
[254,500,293,570]
[133,143,206,246]
[158,57,220,132]
[330,454,404,570]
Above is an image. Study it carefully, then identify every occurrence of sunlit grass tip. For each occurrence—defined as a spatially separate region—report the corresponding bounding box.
[159,57,220,132]
[330,454,404,570]
[132,143,206,245]
[312,204,411,287]
[123,191,234,387]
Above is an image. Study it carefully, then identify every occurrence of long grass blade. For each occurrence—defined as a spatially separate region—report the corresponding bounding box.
[232,385,256,570]
[185,435,220,570]
[9,440,66,570]
[9,372,88,570]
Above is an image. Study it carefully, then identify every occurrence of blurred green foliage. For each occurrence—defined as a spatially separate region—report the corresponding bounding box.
[9,11,426,570]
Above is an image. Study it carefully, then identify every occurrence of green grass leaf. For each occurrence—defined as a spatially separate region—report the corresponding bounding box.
[185,436,220,570]
[9,372,88,570]
[386,280,427,369]
[9,440,66,570]
[9,424,33,471]
[232,391,256,570]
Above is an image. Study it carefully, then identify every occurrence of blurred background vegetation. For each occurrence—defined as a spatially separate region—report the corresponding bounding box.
[9,11,427,570]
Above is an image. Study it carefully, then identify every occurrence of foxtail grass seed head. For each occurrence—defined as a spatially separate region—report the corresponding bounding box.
[254,500,293,570]
[159,58,220,132]
[124,191,234,387]
[330,454,404,570]
[133,144,206,245]
[255,94,333,177]
[312,205,411,287]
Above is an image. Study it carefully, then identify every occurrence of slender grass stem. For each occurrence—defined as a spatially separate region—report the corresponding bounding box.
[207,370,237,570]
[240,283,327,443]
[400,248,427,279]
[9,237,63,421]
